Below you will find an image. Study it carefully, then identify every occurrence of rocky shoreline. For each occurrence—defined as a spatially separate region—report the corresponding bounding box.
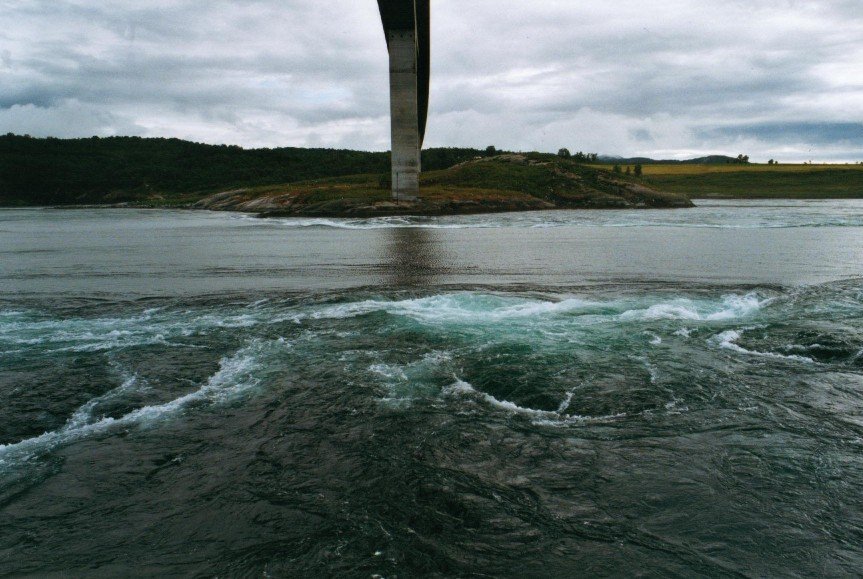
[4,155,694,216]
[192,154,694,217]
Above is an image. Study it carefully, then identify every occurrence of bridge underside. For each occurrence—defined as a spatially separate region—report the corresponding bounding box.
[377,0,430,200]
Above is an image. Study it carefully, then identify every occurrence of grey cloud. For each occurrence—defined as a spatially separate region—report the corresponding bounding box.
[0,101,145,138]
[630,129,653,142]
[702,122,863,145]
[1,0,861,160]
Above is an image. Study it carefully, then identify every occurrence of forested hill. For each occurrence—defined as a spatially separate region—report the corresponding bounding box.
[0,134,486,205]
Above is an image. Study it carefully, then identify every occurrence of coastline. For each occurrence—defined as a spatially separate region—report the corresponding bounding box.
[186,154,695,217]
[6,152,863,216]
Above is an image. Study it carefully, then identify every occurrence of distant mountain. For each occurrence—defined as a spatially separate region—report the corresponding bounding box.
[597,154,740,165]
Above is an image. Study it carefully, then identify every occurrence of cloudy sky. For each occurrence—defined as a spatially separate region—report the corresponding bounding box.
[2,0,861,161]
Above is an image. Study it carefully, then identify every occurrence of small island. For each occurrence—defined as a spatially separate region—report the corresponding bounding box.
[194,153,692,217]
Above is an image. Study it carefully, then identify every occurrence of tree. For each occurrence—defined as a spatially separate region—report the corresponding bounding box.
[558,148,571,158]
[485,145,497,156]
[625,166,631,175]
[634,164,643,177]
[612,164,622,174]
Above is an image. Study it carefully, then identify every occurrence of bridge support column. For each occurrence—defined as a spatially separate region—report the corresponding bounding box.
[386,29,421,201]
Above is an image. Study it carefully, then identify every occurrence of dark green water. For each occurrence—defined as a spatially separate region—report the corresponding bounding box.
[1,202,862,577]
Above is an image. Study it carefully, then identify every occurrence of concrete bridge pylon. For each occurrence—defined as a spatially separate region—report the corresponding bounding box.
[377,0,430,201]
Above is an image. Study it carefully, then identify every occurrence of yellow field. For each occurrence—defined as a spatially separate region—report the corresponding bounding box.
[584,163,863,198]
[589,163,863,176]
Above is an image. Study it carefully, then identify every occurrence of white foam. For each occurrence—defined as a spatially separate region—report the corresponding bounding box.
[443,379,626,426]
[0,339,278,470]
[711,330,815,363]
[66,369,146,429]
[0,310,26,319]
[56,334,172,353]
[706,293,769,321]
[622,302,702,321]
[783,343,826,353]
[271,216,501,230]
[235,207,863,231]
[0,315,166,352]
[0,306,291,355]
[620,292,767,322]
[557,391,575,413]
[309,293,600,325]
[443,379,476,397]
[443,379,553,419]
[370,351,455,404]
[369,363,409,382]
[256,291,769,338]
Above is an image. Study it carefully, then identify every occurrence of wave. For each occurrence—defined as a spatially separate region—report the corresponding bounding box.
[0,307,278,354]
[0,339,279,471]
[263,218,863,231]
[65,368,148,430]
[620,293,767,322]
[222,202,863,231]
[443,379,627,427]
[297,292,776,342]
[265,216,503,230]
[307,293,605,325]
[370,351,456,405]
[0,310,27,319]
[710,330,815,363]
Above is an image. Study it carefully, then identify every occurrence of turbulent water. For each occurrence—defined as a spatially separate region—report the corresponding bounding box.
[1,201,863,577]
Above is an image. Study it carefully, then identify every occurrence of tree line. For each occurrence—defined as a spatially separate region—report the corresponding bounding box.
[0,134,488,205]
[557,149,599,162]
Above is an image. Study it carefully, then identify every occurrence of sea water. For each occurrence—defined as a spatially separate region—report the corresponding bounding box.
[1,200,862,576]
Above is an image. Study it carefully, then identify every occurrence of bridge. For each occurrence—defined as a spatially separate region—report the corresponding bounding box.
[377,0,430,200]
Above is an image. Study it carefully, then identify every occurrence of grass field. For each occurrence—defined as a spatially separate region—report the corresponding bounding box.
[590,164,863,199]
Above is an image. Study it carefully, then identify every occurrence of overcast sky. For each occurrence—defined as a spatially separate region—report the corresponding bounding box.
[2,0,861,161]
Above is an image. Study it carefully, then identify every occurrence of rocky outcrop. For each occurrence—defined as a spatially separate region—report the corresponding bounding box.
[193,155,693,216]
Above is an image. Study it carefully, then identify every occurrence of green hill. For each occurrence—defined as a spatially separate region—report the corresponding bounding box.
[0,134,483,206]
[8,134,857,211]
[194,153,692,217]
